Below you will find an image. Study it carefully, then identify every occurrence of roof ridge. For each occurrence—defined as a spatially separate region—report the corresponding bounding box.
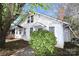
[35,12,69,25]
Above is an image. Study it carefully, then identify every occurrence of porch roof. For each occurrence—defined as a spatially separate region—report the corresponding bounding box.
[31,22,46,28]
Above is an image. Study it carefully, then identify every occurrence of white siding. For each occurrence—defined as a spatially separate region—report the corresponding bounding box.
[54,24,64,48]
[15,13,68,48]
[22,28,30,41]
[34,15,64,48]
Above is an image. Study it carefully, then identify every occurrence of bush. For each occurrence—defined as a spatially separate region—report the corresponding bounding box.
[29,29,57,56]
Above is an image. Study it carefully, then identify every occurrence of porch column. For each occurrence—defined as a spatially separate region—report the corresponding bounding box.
[26,26,30,41]
[15,28,17,38]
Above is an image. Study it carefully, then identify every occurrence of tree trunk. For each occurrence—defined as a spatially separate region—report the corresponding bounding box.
[0,34,5,48]
[0,27,6,48]
[0,4,5,48]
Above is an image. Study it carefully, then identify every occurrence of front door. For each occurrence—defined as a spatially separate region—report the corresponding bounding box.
[64,28,71,42]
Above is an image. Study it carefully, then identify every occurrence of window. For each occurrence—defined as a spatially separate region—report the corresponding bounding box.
[31,15,34,23]
[30,28,33,33]
[27,16,34,23]
[19,29,21,34]
[27,16,30,23]
[49,27,55,32]
[12,29,15,34]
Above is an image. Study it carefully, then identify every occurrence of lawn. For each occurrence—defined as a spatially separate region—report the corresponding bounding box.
[0,40,28,56]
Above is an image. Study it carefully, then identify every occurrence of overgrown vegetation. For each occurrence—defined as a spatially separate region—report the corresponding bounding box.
[29,29,57,56]
[64,16,79,37]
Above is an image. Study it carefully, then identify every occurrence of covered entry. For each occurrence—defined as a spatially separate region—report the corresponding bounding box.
[31,22,46,31]
[63,24,71,42]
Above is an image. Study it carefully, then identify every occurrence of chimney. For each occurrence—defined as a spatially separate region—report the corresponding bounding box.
[58,7,65,21]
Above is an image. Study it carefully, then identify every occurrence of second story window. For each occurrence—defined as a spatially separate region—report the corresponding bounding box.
[27,15,34,23]
[27,16,30,23]
[27,20,30,23]
[31,15,34,23]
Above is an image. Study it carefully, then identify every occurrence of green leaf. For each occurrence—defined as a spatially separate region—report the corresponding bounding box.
[29,29,57,56]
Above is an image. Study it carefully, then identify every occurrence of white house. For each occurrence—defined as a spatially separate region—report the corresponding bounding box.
[11,12,71,48]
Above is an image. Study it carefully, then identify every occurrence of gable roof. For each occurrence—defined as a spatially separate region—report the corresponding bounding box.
[35,12,69,25]
[11,12,69,29]
[11,13,28,29]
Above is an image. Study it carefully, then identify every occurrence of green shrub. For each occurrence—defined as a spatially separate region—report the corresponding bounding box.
[29,29,57,56]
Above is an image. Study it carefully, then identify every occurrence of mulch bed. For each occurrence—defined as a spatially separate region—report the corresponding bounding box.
[0,40,28,56]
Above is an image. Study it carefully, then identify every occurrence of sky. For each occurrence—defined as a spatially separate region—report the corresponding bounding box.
[22,3,63,18]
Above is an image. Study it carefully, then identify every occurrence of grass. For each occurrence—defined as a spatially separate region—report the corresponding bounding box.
[0,40,28,56]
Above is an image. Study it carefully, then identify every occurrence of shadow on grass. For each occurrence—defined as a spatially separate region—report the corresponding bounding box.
[0,40,28,56]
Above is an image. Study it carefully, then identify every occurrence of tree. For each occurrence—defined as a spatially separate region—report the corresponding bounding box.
[0,3,23,48]
[64,16,79,37]
[0,3,49,48]
[63,4,79,37]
